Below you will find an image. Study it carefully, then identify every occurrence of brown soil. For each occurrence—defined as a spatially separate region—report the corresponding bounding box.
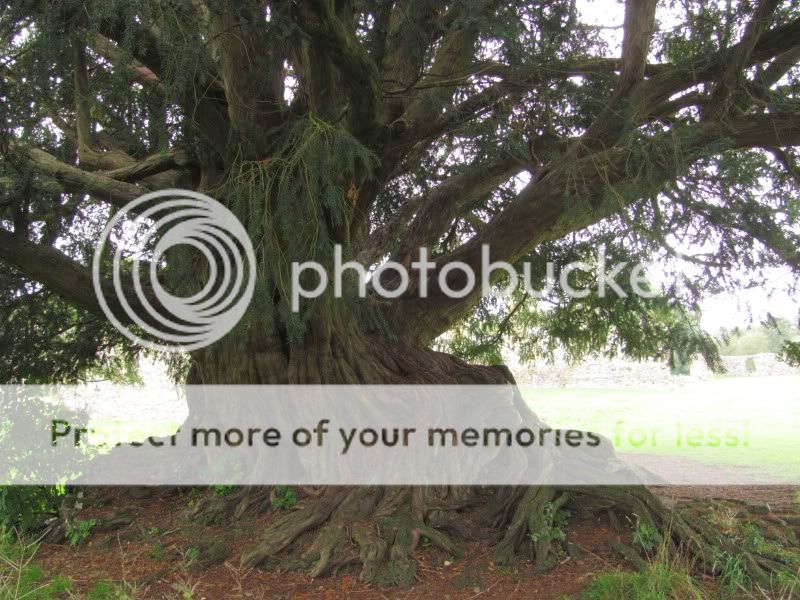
[34,485,799,599]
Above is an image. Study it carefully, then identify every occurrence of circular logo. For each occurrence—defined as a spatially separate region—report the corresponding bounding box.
[92,189,256,352]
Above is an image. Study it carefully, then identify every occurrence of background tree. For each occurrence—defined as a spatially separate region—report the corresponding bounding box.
[1,0,799,586]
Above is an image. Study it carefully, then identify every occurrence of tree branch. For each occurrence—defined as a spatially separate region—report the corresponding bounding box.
[579,0,658,150]
[211,1,285,153]
[8,143,144,209]
[635,16,800,117]
[357,155,525,266]
[88,33,164,93]
[0,228,152,321]
[100,148,195,183]
[97,13,230,158]
[387,156,526,265]
[383,112,800,344]
[394,0,496,136]
[378,0,442,123]
[616,0,659,95]
[703,0,781,121]
[303,0,382,136]
[72,37,136,170]
[672,195,800,272]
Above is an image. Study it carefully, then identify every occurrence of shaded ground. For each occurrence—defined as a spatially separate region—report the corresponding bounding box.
[33,485,799,599]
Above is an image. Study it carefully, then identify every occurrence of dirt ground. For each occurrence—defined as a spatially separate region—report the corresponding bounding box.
[35,485,799,599]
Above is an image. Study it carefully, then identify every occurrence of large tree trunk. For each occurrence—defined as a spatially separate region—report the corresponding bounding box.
[180,336,786,588]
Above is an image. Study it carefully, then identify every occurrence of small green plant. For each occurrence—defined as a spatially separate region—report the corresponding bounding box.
[147,526,161,537]
[742,523,766,552]
[774,569,800,598]
[66,518,96,547]
[794,489,800,508]
[170,578,199,599]
[711,507,739,536]
[186,488,203,507]
[148,543,165,561]
[183,546,201,569]
[212,485,238,498]
[632,521,659,553]
[716,552,749,598]
[86,579,139,599]
[530,502,569,544]
[271,486,298,510]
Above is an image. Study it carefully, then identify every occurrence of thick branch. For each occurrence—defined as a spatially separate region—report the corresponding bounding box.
[704,0,781,121]
[0,228,147,320]
[88,33,164,92]
[580,0,658,150]
[9,143,144,209]
[388,157,526,265]
[384,112,800,343]
[304,0,382,135]
[72,37,135,171]
[100,148,195,183]
[358,156,524,266]
[396,1,495,135]
[211,2,285,152]
[616,0,659,95]
[72,37,94,159]
[379,0,442,123]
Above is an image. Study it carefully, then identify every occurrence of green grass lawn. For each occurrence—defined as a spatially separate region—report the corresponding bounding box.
[521,375,800,481]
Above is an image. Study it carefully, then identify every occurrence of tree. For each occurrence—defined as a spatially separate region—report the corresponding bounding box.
[1,0,799,587]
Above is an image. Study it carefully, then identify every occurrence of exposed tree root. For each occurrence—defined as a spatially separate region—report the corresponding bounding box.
[184,348,794,589]
[233,483,797,589]
[189,486,273,525]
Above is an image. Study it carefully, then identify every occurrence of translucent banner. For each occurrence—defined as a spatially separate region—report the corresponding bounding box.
[0,380,796,485]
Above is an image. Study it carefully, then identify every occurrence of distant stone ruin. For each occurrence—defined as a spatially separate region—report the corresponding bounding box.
[506,351,799,388]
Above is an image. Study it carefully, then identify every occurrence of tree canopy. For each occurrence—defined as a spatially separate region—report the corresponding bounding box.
[1,0,799,381]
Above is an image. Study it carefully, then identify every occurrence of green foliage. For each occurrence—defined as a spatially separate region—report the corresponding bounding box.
[440,240,722,371]
[0,286,142,384]
[66,518,96,547]
[632,521,660,554]
[782,340,800,367]
[148,543,165,561]
[581,549,703,599]
[212,485,237,498]
[0,528,73,599]
[719,318,800,356]
[0,487,64,532]
[715,552,749,598]
[182,546,201,569]
[530,501,569,545]
[271,486,298,510]
[85,579,138,600]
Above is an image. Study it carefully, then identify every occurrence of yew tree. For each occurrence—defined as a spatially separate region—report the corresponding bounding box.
[1,0,800,586]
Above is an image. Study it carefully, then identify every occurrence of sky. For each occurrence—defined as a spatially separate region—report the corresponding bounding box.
[575,0,799,332]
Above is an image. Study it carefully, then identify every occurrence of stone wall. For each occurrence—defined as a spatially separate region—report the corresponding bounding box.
[505,350,799,388]
[718,352,800,377]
